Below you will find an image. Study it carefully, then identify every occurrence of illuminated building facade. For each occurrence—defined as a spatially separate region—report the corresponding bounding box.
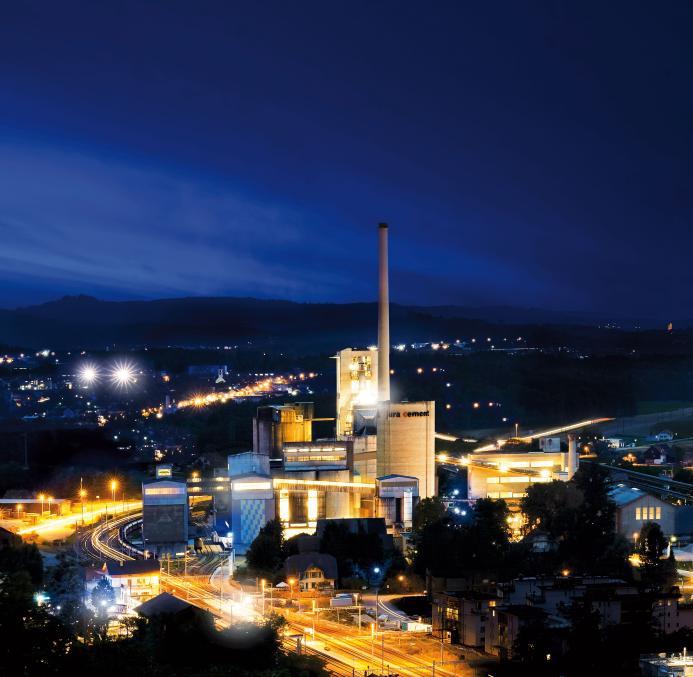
[376,474,419,531]
[335,348,378,436]
[376,401,436,499]
[142,465,189,557]
[467,435,579,502]
[190,451,377,552]
[252,402,314,460]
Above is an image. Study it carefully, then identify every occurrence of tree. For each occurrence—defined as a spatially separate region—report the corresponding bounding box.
[412,496,446,536]
[520,463,630,577]
[320,521,385,581]
[638,522,675,587]
[245,519,285,574]
[0,540,43,585]
[45,551,85,628]
[520,480,582,539]
[91,577,115,612]
[413,498,513,579]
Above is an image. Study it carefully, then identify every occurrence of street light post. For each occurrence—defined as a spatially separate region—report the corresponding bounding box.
[80,490,86,526]
[39,494,45,516]
[47,496,52,516]
[261,579,266,616]
[109,480,117,520]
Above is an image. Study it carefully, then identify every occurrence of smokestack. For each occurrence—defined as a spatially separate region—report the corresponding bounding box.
[378,223,390,402]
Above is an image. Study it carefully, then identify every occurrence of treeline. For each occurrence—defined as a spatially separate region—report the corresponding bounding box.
[0,538,326,676]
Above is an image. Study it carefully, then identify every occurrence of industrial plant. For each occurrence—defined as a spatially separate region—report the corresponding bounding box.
[179,223,586,553]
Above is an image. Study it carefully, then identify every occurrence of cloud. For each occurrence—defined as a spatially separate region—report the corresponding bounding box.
[0,138,563,310]
[0,141,359,301]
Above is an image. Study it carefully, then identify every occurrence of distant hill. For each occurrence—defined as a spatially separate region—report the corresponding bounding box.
[0,294,677,350]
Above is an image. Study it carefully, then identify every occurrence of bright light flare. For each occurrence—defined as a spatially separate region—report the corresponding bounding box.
[110,361,136,388]
[79,364,100,385]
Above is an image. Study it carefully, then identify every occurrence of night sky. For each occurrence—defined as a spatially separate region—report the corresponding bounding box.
[1,2,692,318]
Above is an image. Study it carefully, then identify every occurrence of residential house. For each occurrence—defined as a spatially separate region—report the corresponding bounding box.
[284,552,337,591]
[610,485,676,539]
[104,559,161,611]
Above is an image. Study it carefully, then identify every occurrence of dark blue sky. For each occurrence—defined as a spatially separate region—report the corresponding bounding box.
[1,2,692,317]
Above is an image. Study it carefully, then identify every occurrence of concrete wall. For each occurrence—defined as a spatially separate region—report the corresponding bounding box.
[376,401,436,498]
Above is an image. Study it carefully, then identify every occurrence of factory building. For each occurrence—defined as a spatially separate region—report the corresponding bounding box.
[376,474,419,531]
[467,434,579,502]
[222,452,274,547]
[376,401,436,498]
[351,434,377,482]
[252,402,314,461]
[142,465,189,557]
[190,224,437,550]
[282,440,352,474]
[190,450,376,552]
[335,348,378,436]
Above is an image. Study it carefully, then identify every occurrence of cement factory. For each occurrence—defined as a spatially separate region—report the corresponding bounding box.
[143,223,584,555]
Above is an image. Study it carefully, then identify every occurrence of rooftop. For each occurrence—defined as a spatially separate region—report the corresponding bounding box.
[284,552,338,581]
[136,592,195,617]
[609,484,659,507]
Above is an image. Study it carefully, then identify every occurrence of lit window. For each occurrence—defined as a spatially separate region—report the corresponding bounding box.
[656,507,662,519]
[636,507,641,520]
[144,487,184,496]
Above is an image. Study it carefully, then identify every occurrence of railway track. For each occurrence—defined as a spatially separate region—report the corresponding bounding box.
[78,516,459,675]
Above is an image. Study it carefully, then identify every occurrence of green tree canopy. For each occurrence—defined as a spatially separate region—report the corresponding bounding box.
[245,519,285,574]
[412,496,447,536]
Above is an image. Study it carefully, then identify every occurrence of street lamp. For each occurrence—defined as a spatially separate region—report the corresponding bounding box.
[16,503,23,519]
[288,577,296,601]
[39,494,45,516]
[110,480,118,514]
[47,496,53,515]
[80,490,86,526]
[261,579,266,616]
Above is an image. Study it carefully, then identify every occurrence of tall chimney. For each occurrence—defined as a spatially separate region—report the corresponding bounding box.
[378,223,391,402]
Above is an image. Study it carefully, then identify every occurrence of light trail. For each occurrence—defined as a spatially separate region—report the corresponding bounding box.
[82,510,464,675]
[17,501,142,535]
[141,373,319,418]
[436,417,615,454]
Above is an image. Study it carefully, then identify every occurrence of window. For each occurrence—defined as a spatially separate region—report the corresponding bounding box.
[656,507,662,519]
[636,507,642,520]
[144,487,184,496]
